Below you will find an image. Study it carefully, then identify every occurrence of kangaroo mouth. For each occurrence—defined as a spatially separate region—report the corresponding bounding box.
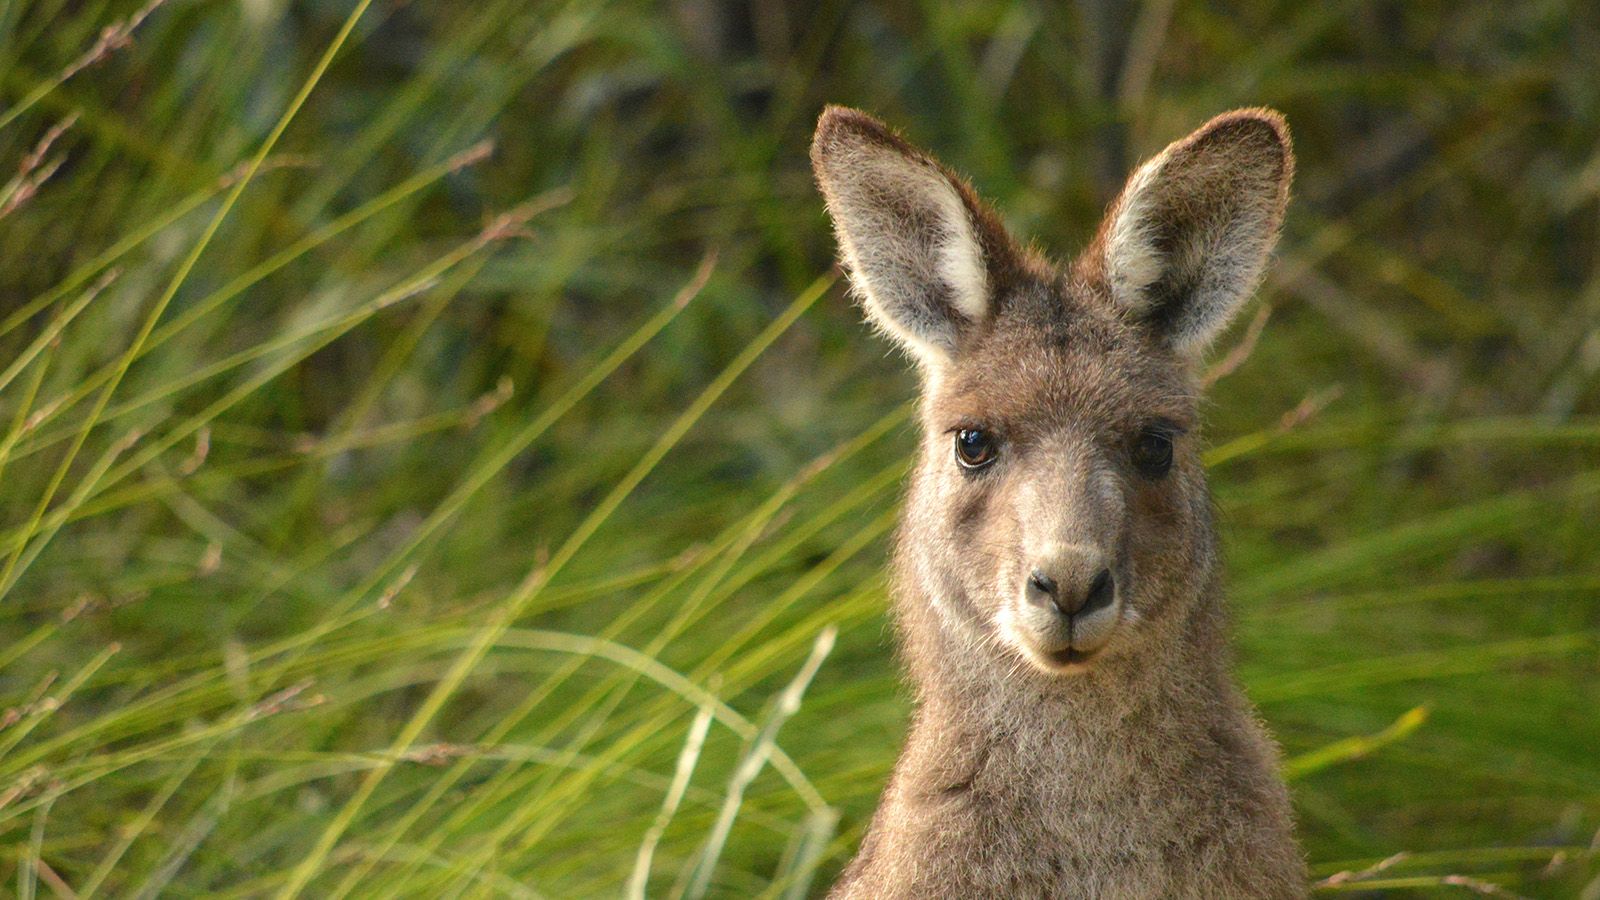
[1043,645,1098,667]
[1028,609,1121,672]
[998,593,1123,675]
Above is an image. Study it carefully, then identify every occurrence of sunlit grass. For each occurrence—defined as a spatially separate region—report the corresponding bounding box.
[0,1,1596,897]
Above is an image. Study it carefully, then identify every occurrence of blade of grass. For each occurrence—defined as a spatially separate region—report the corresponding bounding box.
[0,304,62,497]
[16,785,57,900]
[1284,705,1430,780]
[626,699,714,900]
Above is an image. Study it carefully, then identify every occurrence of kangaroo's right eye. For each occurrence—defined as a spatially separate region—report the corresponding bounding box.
[1131,424,1175,479]
[954,428,998,470]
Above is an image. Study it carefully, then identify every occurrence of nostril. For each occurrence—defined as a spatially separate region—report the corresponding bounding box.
[1027,570,1059,608]
[1081,568,1115,615]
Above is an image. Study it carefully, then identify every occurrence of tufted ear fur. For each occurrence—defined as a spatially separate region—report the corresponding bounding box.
[1097,109,1294,357]
[811,106,1007,368]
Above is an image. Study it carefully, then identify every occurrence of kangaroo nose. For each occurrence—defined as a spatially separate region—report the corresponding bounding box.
[1026,567,1115,617]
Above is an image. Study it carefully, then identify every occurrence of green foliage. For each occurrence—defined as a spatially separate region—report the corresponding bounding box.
[0,0,1596,896]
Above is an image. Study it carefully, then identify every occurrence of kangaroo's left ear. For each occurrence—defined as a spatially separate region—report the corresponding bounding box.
[1096,109,1294,357]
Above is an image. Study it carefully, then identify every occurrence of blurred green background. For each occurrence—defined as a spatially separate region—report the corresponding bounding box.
[1,0,1597,896]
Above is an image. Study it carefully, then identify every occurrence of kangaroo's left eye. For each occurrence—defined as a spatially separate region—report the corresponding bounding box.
[1131,426,1175,479]
[954,428,998,470]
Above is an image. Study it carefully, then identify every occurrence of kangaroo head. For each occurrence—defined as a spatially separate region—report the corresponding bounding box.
[812,107,1292,676]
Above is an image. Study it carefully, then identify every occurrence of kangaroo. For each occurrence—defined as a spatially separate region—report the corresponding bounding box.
[810,106,1304,898]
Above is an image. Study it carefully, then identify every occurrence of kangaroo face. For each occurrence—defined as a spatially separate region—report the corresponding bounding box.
[909,288,1202,672]
[812,106,1293,675]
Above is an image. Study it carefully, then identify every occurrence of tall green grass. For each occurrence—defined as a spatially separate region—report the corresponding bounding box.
[0,0,1596,896]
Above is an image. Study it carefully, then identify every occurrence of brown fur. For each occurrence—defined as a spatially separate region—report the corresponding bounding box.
[812,107,1304,898]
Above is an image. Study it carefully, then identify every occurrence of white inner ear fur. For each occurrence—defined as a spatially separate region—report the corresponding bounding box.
[823,143,987,364]
[1104,149,1173,312]
[926,173,989,324]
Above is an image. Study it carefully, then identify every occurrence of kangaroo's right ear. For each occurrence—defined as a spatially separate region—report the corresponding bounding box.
[1096,109,1293,357]
[811,106,1003,368]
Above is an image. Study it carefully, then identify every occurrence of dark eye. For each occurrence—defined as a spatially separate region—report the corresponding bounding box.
[954,428,998,470]
[1132,426,1175,479]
